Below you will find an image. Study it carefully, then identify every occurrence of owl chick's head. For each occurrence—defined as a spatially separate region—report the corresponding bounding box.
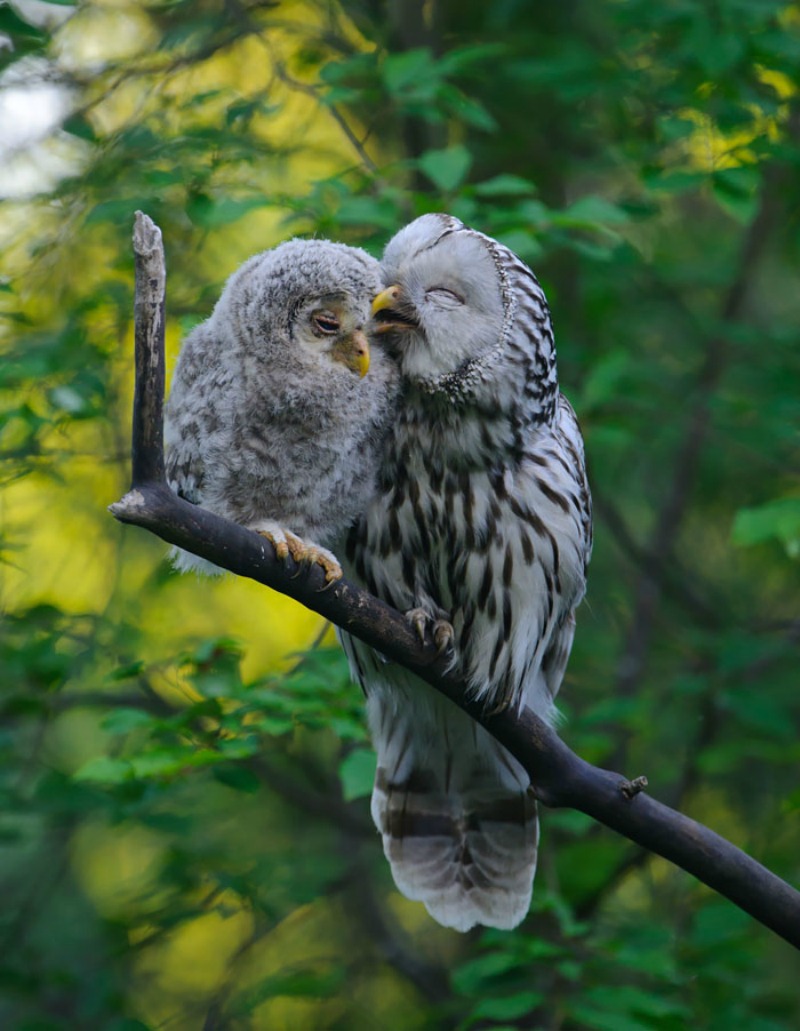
[212,239,384,379]
[373,214,557,421]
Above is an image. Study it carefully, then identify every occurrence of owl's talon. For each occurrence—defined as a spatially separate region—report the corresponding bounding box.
[432,619,455,657]
[286,533,343,584]
[258,530,290,562]
[407,608,429,644]
[406,607,454,655]
[257,527,342,585]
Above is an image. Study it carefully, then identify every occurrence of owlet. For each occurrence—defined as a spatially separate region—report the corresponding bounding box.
[165,239,397,579]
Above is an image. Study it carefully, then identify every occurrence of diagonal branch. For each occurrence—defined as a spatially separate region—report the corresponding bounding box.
[109,212,800,951]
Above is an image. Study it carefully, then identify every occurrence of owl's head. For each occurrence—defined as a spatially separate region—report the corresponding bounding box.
[373,214,557,420]
[214,239,384,378]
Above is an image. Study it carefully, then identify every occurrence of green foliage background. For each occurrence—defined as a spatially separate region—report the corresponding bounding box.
[1,1,799,1028]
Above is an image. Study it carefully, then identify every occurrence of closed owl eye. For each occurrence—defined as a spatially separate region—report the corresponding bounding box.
[312,311,340,335]
[425,287,464,309]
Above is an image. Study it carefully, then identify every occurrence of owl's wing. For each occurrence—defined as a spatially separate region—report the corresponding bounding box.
[164,322,217,507]
[556,392,593,571]
[163,324,223,574]
[534,393,592,703]
[164,440,205,506]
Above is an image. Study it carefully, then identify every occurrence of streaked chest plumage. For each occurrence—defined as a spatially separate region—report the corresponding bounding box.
[348,389,589,715]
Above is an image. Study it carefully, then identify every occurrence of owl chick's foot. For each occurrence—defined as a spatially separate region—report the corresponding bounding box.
[255,524,342,585]
[406,607,455,657]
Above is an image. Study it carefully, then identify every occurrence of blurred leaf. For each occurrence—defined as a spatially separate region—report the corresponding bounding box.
[0,8,47,70]
[383,48,438,96]
[579,350,633,410]
[185,194,272,228]
[642,170,708,193]
[452,949,520,994]
[212,764,261,793]
[338,748,376,801]
[554,195,631,228]
[231,963,346,1014]
[62,114,98,142]
[102,708,156,734]
[336,195,400,230]
[110,662,145,681]
[469,991,544,1023]
[584,984,687,1020]
[437,43,506,74]
[189,637,243,665]
[473,174,538,197]
[447,91,497,131]
[495,227,543,261]
[712,166,761,222]
[417,145,472,192]
[689,900,750,948]
[722,688,795,739]
[732,497,800,557]
[74,756,134,784]
[85,198,155,226]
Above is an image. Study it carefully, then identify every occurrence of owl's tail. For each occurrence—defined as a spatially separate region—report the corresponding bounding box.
[367,685,538,933]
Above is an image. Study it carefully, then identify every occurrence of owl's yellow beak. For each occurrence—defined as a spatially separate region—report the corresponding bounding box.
[371,285,418,335]
[331,329,370,377]
[371,286,403,316]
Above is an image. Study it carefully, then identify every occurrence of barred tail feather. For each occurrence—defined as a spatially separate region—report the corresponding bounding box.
[368,687,538,932]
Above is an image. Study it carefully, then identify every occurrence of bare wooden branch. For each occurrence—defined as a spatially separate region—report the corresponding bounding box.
[110,213,800,951]
[620,775,648,800]
[131,211,166,484]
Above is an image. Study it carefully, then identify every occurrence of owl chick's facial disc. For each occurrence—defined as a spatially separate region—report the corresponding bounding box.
[219,241,378,381]
[290,292,370,377]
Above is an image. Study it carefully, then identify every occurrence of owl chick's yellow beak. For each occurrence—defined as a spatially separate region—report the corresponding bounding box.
[331,329,370,377]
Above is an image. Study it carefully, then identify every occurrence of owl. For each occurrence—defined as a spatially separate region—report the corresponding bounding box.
[164,239,397,579]
[341,214,592,932]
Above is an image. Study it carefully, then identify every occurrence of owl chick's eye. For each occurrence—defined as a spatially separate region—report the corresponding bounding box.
[312,311,341,336]
[425,287,464,309]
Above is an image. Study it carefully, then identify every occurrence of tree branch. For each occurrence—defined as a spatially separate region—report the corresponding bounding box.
[109,211,800,951]
[131,213,167,484]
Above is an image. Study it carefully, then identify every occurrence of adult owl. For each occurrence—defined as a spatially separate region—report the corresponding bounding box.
[341,214,592,932]
[165,239,397,579]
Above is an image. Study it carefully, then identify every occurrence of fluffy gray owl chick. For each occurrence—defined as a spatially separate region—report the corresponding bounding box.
[340,214,592,932]
[165,239,397,579]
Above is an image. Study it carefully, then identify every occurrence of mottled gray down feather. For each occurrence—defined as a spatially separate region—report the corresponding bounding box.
[164,238,398,573]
